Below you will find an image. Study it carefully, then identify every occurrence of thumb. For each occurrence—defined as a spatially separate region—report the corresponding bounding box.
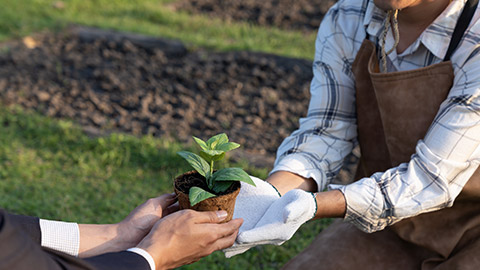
[237,226,264,244]
[162,201,180,216]
[283,200,304,223]
[154,193,178,212]
[237,224,284,245]
[283,203,301,223]
[282,190,315,223]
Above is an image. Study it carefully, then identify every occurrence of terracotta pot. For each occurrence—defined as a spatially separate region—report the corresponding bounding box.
[174,170,241,222]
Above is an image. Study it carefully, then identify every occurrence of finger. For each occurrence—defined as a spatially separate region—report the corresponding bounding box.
[191,210,230,224]
[211,228,240,251]
[210,218,243,240]
[237,223,278,244]
[284,202,302,223]
[226,218,244,231]
[162,202,180,217]
[154,193,177,210]
[224,244,253,258]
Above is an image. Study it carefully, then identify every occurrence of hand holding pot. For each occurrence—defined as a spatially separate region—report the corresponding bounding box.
[78,193,179,257]
[116,193,179,247]
[137,209,243,270]
[236,189,317,246]
[223,176,281,258]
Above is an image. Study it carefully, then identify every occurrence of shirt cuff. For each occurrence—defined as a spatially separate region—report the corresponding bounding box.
[127,247,156,270]
[329,178,397,233]
[272,154,327,191]
[39,219,80,256]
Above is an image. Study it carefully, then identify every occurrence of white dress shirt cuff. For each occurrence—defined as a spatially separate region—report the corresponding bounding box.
[127,247,156,270]
[39,219,80,256]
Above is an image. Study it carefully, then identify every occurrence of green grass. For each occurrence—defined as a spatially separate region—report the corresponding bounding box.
[0,1,328,267]
[0,107,331,269]
[0,0,316,59]
[0,106,187,222]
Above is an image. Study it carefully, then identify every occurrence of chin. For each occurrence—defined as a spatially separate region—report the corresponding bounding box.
[373,0,415,11]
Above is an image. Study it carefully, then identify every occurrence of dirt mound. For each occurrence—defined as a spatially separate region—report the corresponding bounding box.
[173,0,336,32]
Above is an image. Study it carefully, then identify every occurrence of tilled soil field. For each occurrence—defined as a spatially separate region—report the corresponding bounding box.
[0,26,358,180]
[173,0,337,32]
[0,27,311,160]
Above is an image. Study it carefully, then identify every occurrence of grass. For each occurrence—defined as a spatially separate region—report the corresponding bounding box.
[0,0,329,268]
[0,0,316,59]
[0,107,331,269]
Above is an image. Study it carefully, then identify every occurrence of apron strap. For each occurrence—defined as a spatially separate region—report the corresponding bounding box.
[444,0,479,61]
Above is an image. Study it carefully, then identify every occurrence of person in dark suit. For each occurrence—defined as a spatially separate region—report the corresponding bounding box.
[0,193,243,270]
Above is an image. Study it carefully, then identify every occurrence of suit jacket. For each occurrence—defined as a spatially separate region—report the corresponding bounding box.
[0,209,150,270]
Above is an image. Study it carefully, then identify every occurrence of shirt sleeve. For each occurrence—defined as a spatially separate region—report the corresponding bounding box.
[0,209,95,270]
[39,221,155,269]
[39,219,80,256]
[271,2,359,191]
[330,49,480,233]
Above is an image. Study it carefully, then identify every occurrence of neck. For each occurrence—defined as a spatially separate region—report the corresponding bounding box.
[397,0,451,27]
[394,0,451,53]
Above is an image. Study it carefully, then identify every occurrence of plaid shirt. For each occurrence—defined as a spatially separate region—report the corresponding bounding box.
[271,0,480,233]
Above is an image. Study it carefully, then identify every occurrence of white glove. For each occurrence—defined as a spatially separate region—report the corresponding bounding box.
[236,189,317,246]
[223,176,281,258]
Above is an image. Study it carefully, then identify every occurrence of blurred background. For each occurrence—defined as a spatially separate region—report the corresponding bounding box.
[0,1,355,269]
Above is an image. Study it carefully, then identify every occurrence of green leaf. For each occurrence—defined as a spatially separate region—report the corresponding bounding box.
[202,149,224,157]
[177,151,210,178]
[207,133,228,149]
[200,149,225,163]
[216,142,240,152]
[212,168,256,186]
[205,171,213,189]
[212,181,234,193]
[193,136,208,151]
[189,186,216,206]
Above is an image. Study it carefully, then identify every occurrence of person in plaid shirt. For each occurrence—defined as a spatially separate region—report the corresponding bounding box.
[230,0,480,268]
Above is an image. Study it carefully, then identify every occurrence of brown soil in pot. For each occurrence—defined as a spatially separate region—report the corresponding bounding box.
[174,170,241,222]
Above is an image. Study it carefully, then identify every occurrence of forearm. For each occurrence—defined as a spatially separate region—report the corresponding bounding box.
[78,223,130,258]
[267,171,317,195]
[313,190,346,219]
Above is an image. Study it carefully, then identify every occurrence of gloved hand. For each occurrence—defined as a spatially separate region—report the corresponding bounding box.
[236,189,317,246]
[222,176,281,258]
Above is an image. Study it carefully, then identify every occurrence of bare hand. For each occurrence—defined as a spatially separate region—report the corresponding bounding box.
[137,210,243,270]
[116,193,179,248]
[78,193,179,257]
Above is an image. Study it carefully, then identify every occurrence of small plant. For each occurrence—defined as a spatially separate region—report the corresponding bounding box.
[177,133,255,206]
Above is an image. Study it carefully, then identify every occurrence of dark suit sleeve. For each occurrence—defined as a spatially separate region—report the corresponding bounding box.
[84,251,152,270]
[6,211,41,244]
[0,209,150,270]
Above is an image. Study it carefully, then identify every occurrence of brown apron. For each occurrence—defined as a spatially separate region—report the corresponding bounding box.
[354,38,480,266]
[284,1,480,269]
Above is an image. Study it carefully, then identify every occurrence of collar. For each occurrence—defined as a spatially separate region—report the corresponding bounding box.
[364,0,467,59]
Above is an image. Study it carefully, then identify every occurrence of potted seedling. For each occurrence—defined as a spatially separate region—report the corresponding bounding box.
[174,133,255,222]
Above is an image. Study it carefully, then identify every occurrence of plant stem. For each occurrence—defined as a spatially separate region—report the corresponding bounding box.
[208,160,214,189]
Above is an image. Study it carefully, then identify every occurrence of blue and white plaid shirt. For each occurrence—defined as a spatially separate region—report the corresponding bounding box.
[271,0,480,233]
